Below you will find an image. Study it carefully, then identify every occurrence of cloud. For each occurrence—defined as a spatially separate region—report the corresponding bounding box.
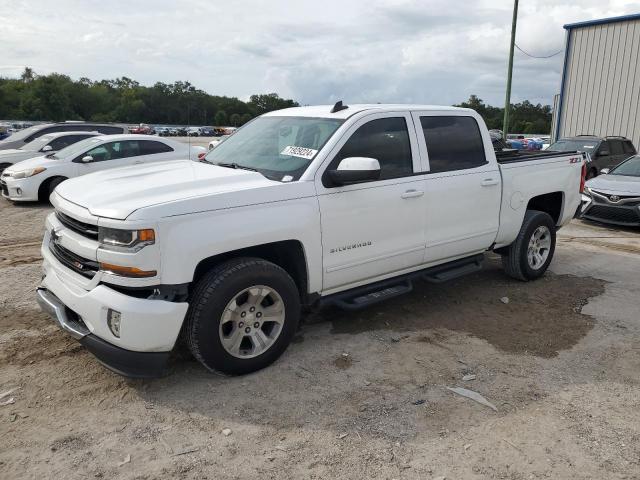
[2,0,640,107]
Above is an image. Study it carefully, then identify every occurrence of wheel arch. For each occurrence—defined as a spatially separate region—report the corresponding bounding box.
[192,240,311,304]
[526,191,564,225]
[38,175,68,202]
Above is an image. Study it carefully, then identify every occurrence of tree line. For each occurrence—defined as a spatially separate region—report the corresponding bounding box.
[1,69,552,133]
[0,68,298,126]
[456,95,552,134]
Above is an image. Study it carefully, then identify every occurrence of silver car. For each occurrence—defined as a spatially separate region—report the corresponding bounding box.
[0,131,100,174]
[0,122,128,151]
[580,155,640,226]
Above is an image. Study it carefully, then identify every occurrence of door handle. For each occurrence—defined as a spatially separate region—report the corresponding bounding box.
[481,178,499,187]
[134,160,144,164]
[401,189,424,199]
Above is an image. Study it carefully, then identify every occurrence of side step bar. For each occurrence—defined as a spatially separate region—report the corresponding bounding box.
[320,254,484,311]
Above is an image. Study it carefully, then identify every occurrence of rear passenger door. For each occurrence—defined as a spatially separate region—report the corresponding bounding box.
[411,112,501,263]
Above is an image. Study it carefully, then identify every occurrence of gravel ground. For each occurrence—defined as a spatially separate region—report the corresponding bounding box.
[1,194,639,479]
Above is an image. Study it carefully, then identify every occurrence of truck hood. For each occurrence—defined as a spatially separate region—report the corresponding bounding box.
[55,160,310,220]
[586,174,640,195]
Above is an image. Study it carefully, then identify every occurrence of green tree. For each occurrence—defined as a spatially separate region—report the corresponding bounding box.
[240,113,253,125]
[229,113,241,126]
[248,93,298,115]
[214,110,228,126]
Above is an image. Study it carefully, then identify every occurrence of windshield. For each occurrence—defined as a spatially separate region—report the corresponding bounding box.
[51,137,102,159]
[610,155,640,177]
[547,139,598,152]
[204,116,344,181]
[21,135,54,152]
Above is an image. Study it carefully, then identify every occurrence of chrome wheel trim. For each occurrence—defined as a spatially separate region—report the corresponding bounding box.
[218,285,285,359]
[527,225,551,270]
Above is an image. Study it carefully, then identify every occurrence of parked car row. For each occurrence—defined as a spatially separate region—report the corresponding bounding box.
[129,124,233,137]
[0,133,206,202]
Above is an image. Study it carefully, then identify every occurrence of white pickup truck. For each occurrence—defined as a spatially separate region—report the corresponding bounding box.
[36,103,586,377]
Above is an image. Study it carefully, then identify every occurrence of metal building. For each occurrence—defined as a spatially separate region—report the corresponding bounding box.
[552,13,640,147]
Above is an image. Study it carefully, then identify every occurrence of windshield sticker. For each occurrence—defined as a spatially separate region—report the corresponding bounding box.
[281,145,318,160]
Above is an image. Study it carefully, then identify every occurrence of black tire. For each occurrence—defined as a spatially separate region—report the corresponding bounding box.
[184,257,300,375]
[502,210,556,281]
[47,177,67,196]
[0,163,10,175]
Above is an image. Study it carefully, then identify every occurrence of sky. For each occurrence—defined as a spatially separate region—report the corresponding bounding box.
[1,0,639,107]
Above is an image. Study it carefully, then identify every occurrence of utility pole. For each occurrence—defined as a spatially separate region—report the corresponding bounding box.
[503,0,519,138]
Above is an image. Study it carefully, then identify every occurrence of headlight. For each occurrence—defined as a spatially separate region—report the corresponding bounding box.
[583,186,592,195]
[9,166,46,179]
[98,227,155,251]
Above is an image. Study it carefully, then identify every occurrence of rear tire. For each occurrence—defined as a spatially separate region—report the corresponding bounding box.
[185,257,300,375]
[502,210,556,281]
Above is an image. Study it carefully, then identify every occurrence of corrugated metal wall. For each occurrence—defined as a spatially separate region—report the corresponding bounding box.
[559,18,640,147]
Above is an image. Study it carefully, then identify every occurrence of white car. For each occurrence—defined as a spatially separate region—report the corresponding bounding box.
[35,103,584,377]
[0,131,100,174]
[208,135,230,150]
[1,134,206,202]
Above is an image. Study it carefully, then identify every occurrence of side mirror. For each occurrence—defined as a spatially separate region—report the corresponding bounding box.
[328,157,381,186]
[80,155,93,163]
[600,168,610,174]
[41,145,53,152]
[598,150,610,157]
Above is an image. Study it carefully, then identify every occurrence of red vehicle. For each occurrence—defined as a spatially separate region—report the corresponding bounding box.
[129,124,152,135]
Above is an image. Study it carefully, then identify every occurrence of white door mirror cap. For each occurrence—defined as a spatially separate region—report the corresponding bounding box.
[337,157,380,171]
[600,168,610,174]
[81,155,93,163]
[41,145,53,152]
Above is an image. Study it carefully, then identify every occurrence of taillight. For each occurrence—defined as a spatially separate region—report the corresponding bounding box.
[198,152,206,161]
[580,161,586,193]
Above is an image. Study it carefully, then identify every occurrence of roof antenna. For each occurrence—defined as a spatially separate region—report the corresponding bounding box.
[330,100,348,113]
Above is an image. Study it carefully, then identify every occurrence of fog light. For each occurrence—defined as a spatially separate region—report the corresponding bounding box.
[107,309,121,337]
[16,188,22,195]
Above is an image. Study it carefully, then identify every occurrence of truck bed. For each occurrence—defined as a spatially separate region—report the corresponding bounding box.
[495,149,581,164]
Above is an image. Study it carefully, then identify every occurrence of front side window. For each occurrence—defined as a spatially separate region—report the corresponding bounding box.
[327,117,413,182]
[83,140,140,162]
[204,116,343,181]
[420,116,487,173]
[610,140,625,155]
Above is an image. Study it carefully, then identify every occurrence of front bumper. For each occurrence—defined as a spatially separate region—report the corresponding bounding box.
[38,253,189,377]
[0,175,40,201]
[36,288,170,378]
[580,194,640,226]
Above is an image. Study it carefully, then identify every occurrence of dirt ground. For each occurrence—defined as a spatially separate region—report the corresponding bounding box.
[1,196,640,480]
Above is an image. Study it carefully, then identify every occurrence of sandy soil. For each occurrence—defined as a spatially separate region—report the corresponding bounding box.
[1,197,639,480]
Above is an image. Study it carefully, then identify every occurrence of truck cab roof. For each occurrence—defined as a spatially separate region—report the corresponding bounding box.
[264,104,473,119]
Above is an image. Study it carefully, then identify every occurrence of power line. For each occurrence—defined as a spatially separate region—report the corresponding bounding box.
[515,43,564,58]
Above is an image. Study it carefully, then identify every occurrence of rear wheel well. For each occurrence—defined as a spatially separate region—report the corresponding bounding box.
[526,192,563,224]
[38,176,67,202]
[192,240,309,303]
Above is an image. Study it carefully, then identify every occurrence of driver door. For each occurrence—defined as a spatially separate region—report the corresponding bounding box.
[315,112,427,293]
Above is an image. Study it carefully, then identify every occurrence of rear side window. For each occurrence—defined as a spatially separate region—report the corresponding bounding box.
[420,116,487,173]
[330,117,413,181]
[96,126,126,135]
[610,140,624,155]
[623,140,636,154]
[139,140,174,154]
[25,126,62,142]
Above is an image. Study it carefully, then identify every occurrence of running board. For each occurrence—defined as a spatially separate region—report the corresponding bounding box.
[320,254,484,311]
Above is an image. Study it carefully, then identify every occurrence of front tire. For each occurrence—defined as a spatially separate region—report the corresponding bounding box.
[185,257,300,375]
[502,210,556,281]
